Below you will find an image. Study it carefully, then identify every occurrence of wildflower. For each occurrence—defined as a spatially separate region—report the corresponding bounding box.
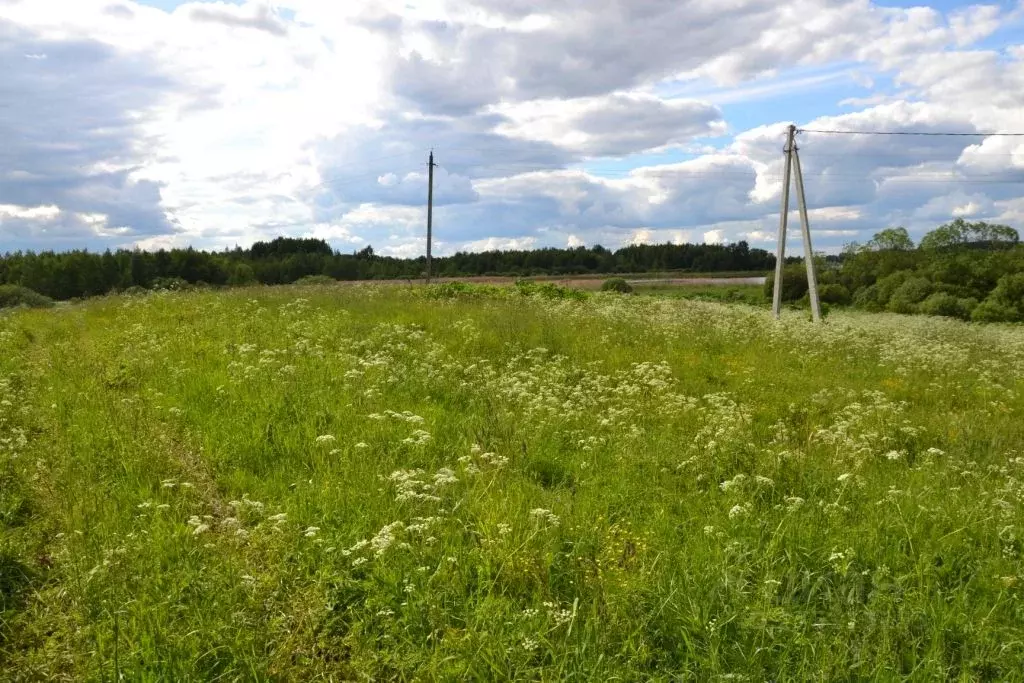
[268,513,288,523]
[784,496,805,512]
[370,521,404,557]
[529,508,561,526]
[315,435,336,444]
[432,468,457,487]
[402,429,432,446]
[304,526,320,538]
[719,474,747,492]
[728,504,748,520]
[884,450,902,461]
[355,442,369,449]
[837,473,853,483]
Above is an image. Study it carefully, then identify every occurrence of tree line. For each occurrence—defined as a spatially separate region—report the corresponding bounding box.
[0,238,775,301]
[770,218,1024,322]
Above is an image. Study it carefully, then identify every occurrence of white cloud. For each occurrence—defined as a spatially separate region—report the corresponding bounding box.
[461,236,538,252]
[703,229,725,244]
[0,0,1022,256]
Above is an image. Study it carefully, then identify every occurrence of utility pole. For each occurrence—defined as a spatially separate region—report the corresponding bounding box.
[772,124,822,322]
[426,150,435,284]
[792,136,822,322]
[772,126,795,319]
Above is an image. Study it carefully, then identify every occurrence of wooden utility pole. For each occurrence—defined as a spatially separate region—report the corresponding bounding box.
[772,124,822,322]
[426,150,435,284]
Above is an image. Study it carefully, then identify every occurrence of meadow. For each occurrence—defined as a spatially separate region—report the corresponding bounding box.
[2,283,1023,680]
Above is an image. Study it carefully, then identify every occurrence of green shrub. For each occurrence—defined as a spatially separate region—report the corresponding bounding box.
[228,263,257,286]
[874,271,913,307]
[885,277,933,314]
[122,286,149,297]
[150,277,191,292]
[0,285,54,309]
[600,278,633,294]
[990,273,1024,312]
[294,274,336,286]
[972,298,1022,323]
[852,284,882,311]
[818,283,851,306]
[514,281,588,301]
[919,292,976,319]
[763,263,810,302]
[421,282,504,299]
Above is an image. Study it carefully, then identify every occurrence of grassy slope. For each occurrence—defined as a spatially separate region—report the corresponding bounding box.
[633,283,766,307]
[2,285,1024,681]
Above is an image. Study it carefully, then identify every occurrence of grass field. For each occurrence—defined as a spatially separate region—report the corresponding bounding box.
[2,284,1024,680]
[633,283,766,307]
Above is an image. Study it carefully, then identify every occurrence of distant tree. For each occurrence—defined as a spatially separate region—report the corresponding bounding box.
[920,218,1019,250]
[867,227,914,251]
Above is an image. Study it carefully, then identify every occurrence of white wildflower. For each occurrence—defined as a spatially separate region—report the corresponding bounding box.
[529,508,560,527]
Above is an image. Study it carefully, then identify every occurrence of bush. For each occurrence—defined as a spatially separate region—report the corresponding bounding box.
[151,277,191,292]
[852,284,882,312]
[919,292,977,319]
[421,282,503,300]
[874,271,912,308]
[971,298,1022,323]
[122,286,149,297]
[294,274,336,286]
[0,285,54,309]
[990,273,1024,312]
[600,278,633,294]
[886,276,933,314]
[818,283,852,306]
[763,263,810,302]
[514,281,588,301]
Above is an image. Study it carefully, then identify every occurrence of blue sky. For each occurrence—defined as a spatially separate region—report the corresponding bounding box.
[2,0,1024,256]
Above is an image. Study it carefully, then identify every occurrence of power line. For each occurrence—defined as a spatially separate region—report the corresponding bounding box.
[798,128,1024,137]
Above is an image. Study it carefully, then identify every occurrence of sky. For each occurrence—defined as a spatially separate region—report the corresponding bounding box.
[2,1,1024,257]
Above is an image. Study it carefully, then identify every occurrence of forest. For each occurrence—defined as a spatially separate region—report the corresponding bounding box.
[0,239,774,301]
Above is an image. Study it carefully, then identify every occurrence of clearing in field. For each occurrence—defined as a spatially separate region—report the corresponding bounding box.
[2,284,1023,680]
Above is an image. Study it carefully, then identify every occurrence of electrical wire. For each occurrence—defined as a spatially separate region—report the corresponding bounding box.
[799,128,1024,137]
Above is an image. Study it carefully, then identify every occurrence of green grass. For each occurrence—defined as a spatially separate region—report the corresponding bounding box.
[2,284,1024,680]
[634,283,766,306]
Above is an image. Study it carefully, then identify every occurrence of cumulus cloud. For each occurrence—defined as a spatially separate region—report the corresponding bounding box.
[186,1,288,36]
[1,0,1023,257]
[493,93,726,157]
[0,17,181,248]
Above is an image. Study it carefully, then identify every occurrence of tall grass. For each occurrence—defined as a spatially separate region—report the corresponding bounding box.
[2,284,1023,680]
